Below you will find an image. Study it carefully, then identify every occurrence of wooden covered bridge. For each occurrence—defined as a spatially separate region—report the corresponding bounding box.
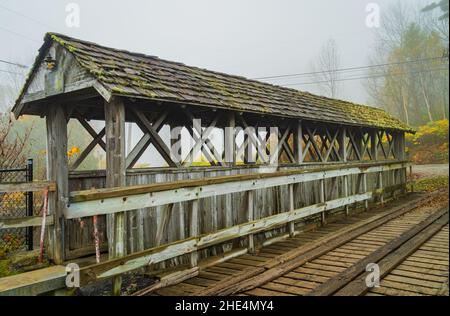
[1,33,448,296]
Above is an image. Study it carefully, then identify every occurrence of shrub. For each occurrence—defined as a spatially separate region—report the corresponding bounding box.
[406,120,449,164]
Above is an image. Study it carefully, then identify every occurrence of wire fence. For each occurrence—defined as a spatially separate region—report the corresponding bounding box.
[0,160,39,253]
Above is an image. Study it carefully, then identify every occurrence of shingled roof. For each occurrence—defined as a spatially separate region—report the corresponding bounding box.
[14,33,413,132]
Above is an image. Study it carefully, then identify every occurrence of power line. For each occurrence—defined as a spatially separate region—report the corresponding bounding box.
[0,25,41,43]
[253,56,448,81]
[0,68,24,76]
[282,67,449,86]
[0,59,28,69]
[284,67,448,86]
[1,66,445,84]
[0,4,55,30]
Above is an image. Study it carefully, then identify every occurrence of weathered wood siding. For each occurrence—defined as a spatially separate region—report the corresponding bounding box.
[66,163,405,260]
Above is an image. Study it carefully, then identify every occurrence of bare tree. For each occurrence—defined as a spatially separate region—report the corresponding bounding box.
[311,39,341,98]
[423,0,449,21]
[0,112,32,169]
[365,1,449,126]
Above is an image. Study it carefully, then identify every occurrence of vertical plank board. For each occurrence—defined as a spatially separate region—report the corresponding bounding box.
[343,175,349,216]
[363,173,369,210]
[189,199,199,267]
[247,190,255,253]
[378,171,384,206]
[225,112,236,166]
[319,179,326,225]
[288,184,295,236]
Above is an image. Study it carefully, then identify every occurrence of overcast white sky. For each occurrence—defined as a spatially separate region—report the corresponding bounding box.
[0,0,431,106]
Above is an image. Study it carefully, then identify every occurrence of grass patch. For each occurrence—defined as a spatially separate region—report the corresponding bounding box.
[0,259,16,278]
[415,176,449,192]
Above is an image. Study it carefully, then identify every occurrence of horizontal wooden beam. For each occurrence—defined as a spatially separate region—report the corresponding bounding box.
[0,181,56,193]
[0,266,67,296]
[0,215,54,229]
[66,162,410,218]
[71,161,409,202]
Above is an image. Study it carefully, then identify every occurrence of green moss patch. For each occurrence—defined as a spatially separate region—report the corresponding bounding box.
[0,259,16,278]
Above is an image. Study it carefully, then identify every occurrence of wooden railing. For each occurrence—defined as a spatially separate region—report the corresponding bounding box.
[66,161,410,286]
[0,181,56,229]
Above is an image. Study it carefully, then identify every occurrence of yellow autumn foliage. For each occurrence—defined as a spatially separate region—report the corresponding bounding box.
[67,146,80,157]
[406,120,449,146]
[406,120,449,163]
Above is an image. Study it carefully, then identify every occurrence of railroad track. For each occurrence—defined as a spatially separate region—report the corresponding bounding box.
[134,191,449,296]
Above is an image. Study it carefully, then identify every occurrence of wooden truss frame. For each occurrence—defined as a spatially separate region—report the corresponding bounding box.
[70,106,404,171]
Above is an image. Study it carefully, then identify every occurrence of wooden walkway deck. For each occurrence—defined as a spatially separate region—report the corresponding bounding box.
[141,192,449,296]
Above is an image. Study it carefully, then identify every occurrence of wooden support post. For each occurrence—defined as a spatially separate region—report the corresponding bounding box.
[394,132,406,160]
[291,122,301,233]
[378,171,384,206]
[223,112,235,252]
[46,104,68,264]
[403,166,408,194]
[294,121,303,164]
[225,112,236,166]
[400,132,407,194]
[371,130,378,161]
[410,165,414,193]
[338,127,347,163]
[319,179,326,225]
[247,190,255,253]
[288,184,295,237]
[397,132,406,192]
[189,199,199,267]
[105,97,126,296]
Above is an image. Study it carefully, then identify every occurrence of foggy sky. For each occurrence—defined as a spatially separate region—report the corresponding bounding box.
[0,0,431,105]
